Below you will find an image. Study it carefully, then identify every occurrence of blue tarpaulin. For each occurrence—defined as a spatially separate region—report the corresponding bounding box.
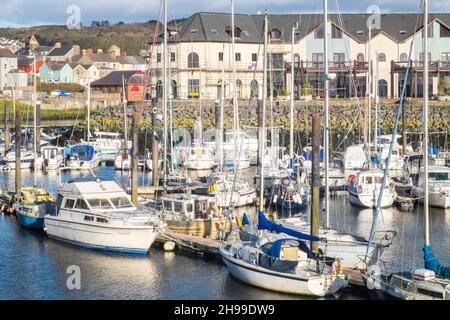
[424,245,450,280]
[258,211,320,242]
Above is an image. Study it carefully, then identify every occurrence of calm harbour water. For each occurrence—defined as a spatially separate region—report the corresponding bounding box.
[0,166,449,300]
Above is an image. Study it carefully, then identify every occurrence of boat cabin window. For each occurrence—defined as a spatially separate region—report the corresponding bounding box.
[110,197,133,209]
[186,203,193,213]
[163,201,173,211]
[74,199,89,210]
[84,215,94,222]
[88,199,112,210]
[64,199,76,209]
[174,201,183,212]
[429,172,450,181]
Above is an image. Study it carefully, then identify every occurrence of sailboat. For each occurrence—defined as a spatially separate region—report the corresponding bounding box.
[363,1,450,299]
[16,187,56,230]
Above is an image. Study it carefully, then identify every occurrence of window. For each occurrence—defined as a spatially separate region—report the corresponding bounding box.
[333,53,345,66]
[188,79,200,98]
[225,26,241,38]
[429,172,450,181]
[419,52,432,62]
[157,53,161,63]
[312,53,324,68]
[187,52,199,68]
[378,52,386,62]
[399,30,407,36]
[88,199,112,210]
[84,215,94,221]
[442,52,450,61]
[331,25,342,39]
[356,30,364,36]
[170,52,176,62]
[252,53,257,62]
[219,52,223,62]
[235,53,241,62]
[110,197,133,209]
[186,203,193,213]
[174,201,183,212]
[270,28,282,40]
[400,53,408,62]
[357,53,365,64]
[64,199,75,209]
[74,199,89,210]
[250,80,259,98]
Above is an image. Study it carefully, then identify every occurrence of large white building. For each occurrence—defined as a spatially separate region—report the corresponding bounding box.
[0,49,18,91]
[150,12,450,100]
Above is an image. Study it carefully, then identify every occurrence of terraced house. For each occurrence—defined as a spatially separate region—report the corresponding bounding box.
[151,12,450,100]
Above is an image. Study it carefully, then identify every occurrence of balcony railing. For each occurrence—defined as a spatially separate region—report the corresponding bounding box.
[392,60,450,72]
[301,60,369,72]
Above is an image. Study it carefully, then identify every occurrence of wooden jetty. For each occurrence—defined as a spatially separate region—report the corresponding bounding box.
[154,228,227,258]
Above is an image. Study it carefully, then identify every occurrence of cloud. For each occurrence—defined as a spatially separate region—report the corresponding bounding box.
[0,0,449,27]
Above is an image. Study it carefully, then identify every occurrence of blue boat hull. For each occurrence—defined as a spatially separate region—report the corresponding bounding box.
[17,212,45,230]
[276,197,308,212]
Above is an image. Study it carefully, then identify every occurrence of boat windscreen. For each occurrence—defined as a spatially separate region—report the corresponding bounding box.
[88,199,113,210]
[110,197,133,209]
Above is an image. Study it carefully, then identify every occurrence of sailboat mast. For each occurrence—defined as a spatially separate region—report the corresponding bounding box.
[162,0,168,186]
[323,0,330,228]
[231,0,239,166]
[367,26,372,163]
[122,75,128,150]
[259,12,268,212]
[33,54,37,186]
[87,81,91,142]
[290,24,296,160]
[219,43,225,171]
[423,0,430,246]
[374,51,379,157]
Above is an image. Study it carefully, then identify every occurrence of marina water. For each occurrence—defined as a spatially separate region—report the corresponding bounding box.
[0,166,449,300]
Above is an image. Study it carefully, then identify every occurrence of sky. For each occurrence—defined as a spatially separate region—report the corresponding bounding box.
[0,0,449,28]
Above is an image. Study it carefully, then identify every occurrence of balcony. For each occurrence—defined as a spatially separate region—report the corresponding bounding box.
[392,60,450,73]
[300,60,369,73]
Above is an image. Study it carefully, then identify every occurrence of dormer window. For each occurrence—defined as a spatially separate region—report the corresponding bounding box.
[190,29,198,34]
[356,30,364,36]
[225,26,241,38]
[399,30,407,36]
[270,28,282,40]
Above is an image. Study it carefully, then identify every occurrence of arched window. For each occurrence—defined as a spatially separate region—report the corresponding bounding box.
[400,53,408,62]
[357,53,365,63]
[188,52,199,68]
[378,52,386,62]
[378,79,388,98]
[294,54,300,68]
[156,80,163,98]
[236,79,242,99]
[270,28,282,40]
[250,80,259,98]
[217,80,225,99]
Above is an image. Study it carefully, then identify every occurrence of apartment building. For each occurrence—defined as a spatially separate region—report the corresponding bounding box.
[150,12,450,100]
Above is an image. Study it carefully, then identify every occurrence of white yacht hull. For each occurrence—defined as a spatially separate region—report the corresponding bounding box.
[215,188,256,207]
[44,216,158,254]
[414,188,450,209]
[65,159,100,170]
[184,159,215,170]
[220,248,346,296]
[348,189,395,208]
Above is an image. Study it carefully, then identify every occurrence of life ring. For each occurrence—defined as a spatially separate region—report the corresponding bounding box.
[348,174,357,184]
[434,183,442,192]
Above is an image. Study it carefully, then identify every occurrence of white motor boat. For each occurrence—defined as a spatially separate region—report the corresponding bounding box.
[44,177,163,254]
[84,131,130,162]
[0,149,35,170]
[35,146,64,171]
[413,166,450,208]
[65,145,101,170]
[348,170,396,208]
[183,146,216,170]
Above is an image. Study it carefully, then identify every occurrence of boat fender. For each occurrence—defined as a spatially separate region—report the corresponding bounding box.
[434,183,442,192]
[236,216,243,228]
[348,174,356,184]
[332,258,339,276]
[163,241,176,252]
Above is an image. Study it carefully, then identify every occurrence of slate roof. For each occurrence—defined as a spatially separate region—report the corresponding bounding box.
[47,46,73,57]
[90,70,140,87]
[163,12,450,44]
[45,62,69,71]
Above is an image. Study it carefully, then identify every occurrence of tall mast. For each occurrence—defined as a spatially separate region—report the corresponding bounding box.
[231,0,239,167]
[87,81,91,142]
[374,51,379,158]
[423,0,430,246]
[162,0,168,186]
[219,43,225,171]
[259,11,268,212]
[290,24,297,160]
[122,75,128,150]
[367,26,372,163]
[323,0,330,228]
[32,53,37,187]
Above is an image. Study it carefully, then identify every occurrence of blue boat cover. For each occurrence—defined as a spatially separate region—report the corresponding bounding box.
[268,238,315,259]
[71,145,94,161]
[429,147,439,156]
[424,245,450,280]
[258,211,320,242]
[303,148,324,162]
